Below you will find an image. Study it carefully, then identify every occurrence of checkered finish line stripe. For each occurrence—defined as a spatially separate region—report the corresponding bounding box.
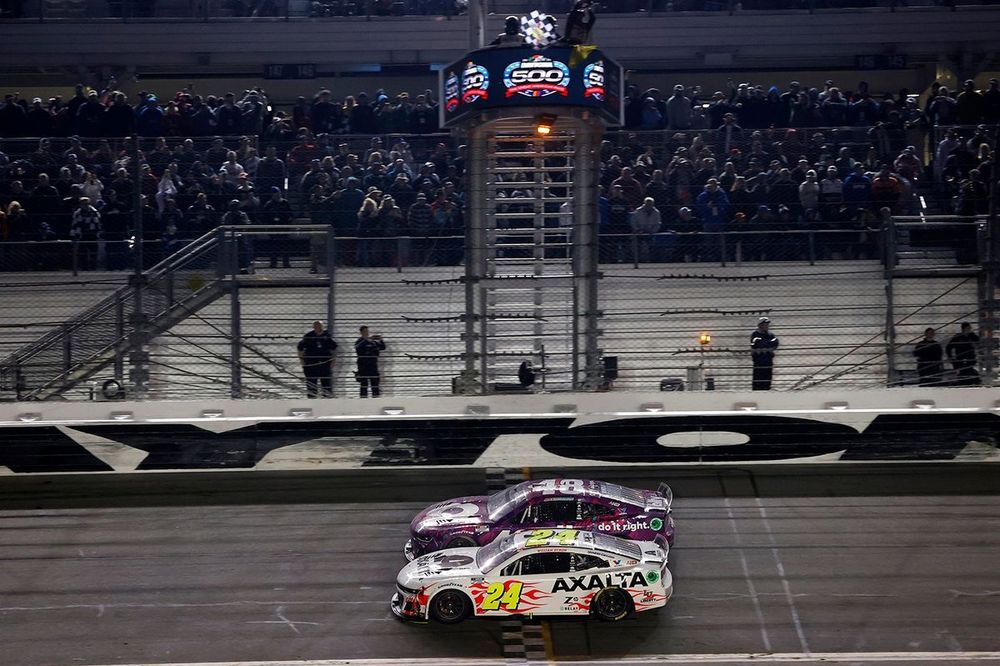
[487,468,545,663]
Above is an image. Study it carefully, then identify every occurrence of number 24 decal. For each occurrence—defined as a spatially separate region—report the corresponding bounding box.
[524,528,578,548]
[481,581,523,611]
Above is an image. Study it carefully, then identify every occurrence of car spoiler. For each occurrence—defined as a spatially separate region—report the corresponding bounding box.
[656,483,673,512]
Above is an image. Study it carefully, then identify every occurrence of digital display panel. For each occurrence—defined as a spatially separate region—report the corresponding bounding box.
[439,45,623,127]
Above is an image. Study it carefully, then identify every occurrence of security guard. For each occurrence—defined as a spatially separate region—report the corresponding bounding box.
[355,325,387,398]
[750,316,779,391]
[297,321,337,398]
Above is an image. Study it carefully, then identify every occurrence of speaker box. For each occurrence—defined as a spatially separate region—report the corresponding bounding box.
[603,356,618,380]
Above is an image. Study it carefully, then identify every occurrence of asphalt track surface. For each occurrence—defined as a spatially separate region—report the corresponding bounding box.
[3,486,1000,666]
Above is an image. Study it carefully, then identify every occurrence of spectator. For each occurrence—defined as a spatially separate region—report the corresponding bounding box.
[798,169,820,219]
[136,97,165,137]
[842,165,872,211]
[665,85,693,130]
[983,79,1000,124]
[70,196,102,270]
[870,166,902,213]
[913,327,944,387]
[602,184,632,263]
[262,187,294,268]
[926,87,957,126]
[298,320,337,398]
[695,178,730,262]
[630,197,661,263]
[354,325,386,398]
[750,316,779,391]
[956,80,984,126]
[946,322,980,386]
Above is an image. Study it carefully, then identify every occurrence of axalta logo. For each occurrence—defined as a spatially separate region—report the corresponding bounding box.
[503,55,570,98]
[583,60,605,101]
[552,571,649,592]
[597,518,653,532]
[444,71,460,112]
[461,61,489,103]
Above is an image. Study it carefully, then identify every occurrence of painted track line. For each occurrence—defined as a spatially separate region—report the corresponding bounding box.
[86,652,1000,665]
[724,496,773,652]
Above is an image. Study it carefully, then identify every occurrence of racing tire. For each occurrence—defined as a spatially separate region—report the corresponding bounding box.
[444,535,477,549]
[429,590,471,624]
[591,587,632,622]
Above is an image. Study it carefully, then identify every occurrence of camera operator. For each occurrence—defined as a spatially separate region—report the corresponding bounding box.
[355,325,387,398]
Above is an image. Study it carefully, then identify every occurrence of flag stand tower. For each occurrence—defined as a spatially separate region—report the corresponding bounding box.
[440,41,623,393]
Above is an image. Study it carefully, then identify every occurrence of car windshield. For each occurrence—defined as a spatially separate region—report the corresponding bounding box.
[476,533,518,572]
[486,481,533,520]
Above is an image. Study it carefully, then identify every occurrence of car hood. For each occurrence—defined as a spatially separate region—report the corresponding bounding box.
[397,548,482,588]
[411,495,491,535]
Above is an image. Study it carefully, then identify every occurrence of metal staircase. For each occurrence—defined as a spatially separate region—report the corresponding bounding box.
[0,230,230,401]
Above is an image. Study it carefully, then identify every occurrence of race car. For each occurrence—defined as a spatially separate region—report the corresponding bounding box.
[391,528,672,624]
[404,478,674,561]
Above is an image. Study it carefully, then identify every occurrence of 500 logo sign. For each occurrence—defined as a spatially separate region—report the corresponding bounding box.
[444,71,460,113]
[583,60,605,101]
[504,55,570,98]
[461,61,490,103]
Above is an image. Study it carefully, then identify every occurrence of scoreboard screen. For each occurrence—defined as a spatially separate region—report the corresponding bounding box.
[439,45,623,127]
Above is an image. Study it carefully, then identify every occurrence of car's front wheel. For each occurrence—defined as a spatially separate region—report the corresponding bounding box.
[444,535,477,549]
[591,587,632,622]
[430,590,471,624]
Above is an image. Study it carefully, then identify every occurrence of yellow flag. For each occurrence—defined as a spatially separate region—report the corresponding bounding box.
[568,44,598,69]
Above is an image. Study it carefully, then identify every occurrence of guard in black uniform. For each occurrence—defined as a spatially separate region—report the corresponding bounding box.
[297,320,337,398]
[750,316,779,391]
[946,322,981,386]
[914,327,944,386]
[355,325,387,398]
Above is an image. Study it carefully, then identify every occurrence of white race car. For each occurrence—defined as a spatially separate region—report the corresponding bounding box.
[391,528,672,624]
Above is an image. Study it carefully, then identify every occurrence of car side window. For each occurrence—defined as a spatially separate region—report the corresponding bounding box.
[536,498,577,523]
[500,552,574,576]
[571,553,609,572]
[579,501,616,521]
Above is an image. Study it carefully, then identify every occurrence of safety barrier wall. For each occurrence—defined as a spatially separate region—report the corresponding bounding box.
[1,386,996,473]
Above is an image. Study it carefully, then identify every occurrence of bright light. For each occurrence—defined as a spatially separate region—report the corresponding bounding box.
[699,333,711,345]
[534,113,557,136]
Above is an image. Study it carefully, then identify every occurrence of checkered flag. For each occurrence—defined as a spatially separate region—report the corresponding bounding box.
[521,10,558,49]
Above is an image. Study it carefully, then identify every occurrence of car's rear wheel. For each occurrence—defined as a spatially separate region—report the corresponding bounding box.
[444,535,477,549]
[430,590,471,624]
[591,587,632,622]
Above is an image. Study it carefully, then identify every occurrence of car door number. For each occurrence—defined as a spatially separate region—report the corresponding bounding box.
[481,581,523,611]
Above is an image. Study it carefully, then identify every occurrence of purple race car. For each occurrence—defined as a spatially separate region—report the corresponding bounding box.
[404,478,674,561]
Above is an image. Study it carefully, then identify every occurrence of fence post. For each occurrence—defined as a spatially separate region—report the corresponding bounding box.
[397,235,404,273]
[114,297,125,382]
[62,323,72,378]
[719,232,728,267]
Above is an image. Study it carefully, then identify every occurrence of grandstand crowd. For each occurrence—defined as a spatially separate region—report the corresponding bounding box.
[0,78,993,270]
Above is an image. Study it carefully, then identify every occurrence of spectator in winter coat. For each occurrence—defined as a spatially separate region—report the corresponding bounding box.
[665,85,693,130]
[630,197,661,263]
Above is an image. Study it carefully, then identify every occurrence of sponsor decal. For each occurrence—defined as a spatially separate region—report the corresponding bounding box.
[583,60,605,101]
[650,517,664,531]
[444,71,460,113]
[551,571,648,592]
[461,61,490,103]
[597,518,650,532]
[503,55,570,98]
[646,570,659,583]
